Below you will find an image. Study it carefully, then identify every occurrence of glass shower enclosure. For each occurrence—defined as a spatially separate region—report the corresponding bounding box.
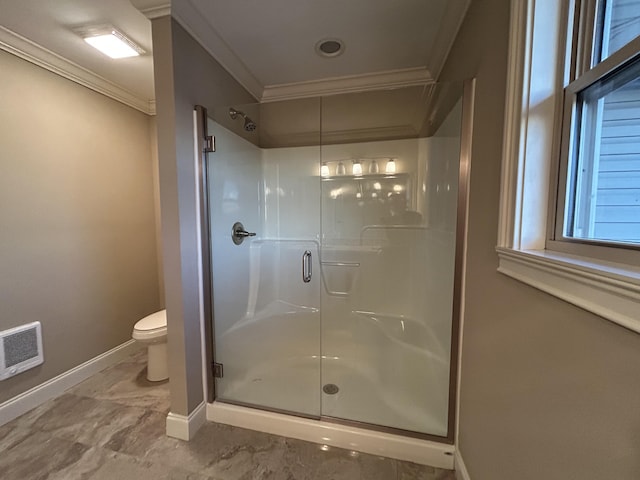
[204,82,468,439]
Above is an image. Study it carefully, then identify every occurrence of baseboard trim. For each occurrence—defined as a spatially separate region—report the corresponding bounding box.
[455,449,471,480]
[166,401,207,441]
[0,340,140,427]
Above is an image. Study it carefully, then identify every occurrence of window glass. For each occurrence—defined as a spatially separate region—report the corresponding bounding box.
[565,59,640,244]
[598,0,640,62]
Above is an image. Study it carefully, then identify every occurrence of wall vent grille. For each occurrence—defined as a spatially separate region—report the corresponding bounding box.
[0,322,43,381]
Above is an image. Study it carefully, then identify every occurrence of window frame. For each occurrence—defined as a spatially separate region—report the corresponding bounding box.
[553,1,640,256]
[497,0,640,334]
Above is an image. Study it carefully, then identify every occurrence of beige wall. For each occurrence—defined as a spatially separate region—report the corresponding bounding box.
[0,50,161,404]
[151,17,256,416]
[438,1,640,479]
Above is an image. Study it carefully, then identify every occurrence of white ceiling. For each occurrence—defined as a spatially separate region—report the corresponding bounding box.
[0,0,154,109]
[0,0,470,112]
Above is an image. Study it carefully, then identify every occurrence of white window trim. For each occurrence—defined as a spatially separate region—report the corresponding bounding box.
[497,0,640,334]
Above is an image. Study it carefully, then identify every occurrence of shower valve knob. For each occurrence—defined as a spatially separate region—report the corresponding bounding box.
[232,222,256,245]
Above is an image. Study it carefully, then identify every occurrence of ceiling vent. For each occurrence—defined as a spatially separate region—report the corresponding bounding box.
[315,38,345,58]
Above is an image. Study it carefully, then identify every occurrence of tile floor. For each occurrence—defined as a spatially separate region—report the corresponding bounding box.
[0,349,456,480]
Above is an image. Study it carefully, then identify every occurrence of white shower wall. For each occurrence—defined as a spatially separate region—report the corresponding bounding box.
[261,146,321,240]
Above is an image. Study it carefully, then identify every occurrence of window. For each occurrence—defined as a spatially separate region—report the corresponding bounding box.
[558,0,640,247]
[598,0,640,60]
[497,0,640,333]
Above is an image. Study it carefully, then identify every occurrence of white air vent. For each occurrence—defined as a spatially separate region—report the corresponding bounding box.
[0,322,44,381]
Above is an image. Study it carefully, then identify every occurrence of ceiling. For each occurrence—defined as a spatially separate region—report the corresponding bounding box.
[0,0,470,114]
[0,0,155,112]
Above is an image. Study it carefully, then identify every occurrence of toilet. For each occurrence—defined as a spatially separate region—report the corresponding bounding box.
[132,309,168,381]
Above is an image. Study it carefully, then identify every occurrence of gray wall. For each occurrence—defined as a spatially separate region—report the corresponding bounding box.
[0,50,161,404]
[438,1,640,479]
[151,17,256,416]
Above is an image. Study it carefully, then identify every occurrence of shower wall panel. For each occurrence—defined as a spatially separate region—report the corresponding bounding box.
[261,146,321,240]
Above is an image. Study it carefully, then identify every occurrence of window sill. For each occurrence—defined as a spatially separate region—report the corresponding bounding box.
[496,247,640,334]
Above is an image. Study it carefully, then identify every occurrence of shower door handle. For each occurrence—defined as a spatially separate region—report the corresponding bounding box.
[302,250,312,283]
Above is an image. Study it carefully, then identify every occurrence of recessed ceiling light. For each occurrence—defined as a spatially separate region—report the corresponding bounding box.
[78,26,145,59]
[315,38,344,58]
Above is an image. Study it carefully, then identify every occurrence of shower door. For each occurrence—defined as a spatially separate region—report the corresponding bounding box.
[206,104,322,417]
[319,84,464,437]
[206,84,468,439]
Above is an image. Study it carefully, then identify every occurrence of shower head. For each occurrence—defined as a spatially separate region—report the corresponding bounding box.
[229,107,257,132]
[243,117,257,132]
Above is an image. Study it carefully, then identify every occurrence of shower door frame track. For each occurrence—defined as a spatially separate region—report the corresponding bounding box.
[195,105,216,403]
[197,78,475,445]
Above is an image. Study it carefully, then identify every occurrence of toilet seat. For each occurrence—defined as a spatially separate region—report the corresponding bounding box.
[133,310,167,342]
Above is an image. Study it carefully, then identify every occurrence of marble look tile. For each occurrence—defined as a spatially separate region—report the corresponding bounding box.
[397,460,456,480]
[308,446,397,479]
[0,350,459,480]
[107,413,294,479]
[276,436,395,480]
[47,447,215,480]
[0,429,90,480]
[69,349,171,413]
[15,393,151,448]
[0,425,34,453]
[103,407,168,457]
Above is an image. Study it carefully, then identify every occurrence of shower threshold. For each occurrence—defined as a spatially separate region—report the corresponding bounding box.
[206,400,454,470]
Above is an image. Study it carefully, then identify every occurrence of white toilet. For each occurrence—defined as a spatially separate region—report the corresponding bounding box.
[132,309,168,382]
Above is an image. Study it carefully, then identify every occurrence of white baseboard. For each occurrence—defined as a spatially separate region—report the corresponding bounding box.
[208,402,455,469]
[0,340,140,427]
[455,449,471,480]
[166,401,206,441]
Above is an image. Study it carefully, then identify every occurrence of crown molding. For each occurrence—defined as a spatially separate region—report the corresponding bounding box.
[140,5,171,20]
[172,0,263,100]
[0,26,155,115]
[427,0,471,80]
[260,67,434,103]
[129,0,170,19]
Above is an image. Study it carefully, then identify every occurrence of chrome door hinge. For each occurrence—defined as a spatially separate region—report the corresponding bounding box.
[204,135,215,153]
[213,362,224,378]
